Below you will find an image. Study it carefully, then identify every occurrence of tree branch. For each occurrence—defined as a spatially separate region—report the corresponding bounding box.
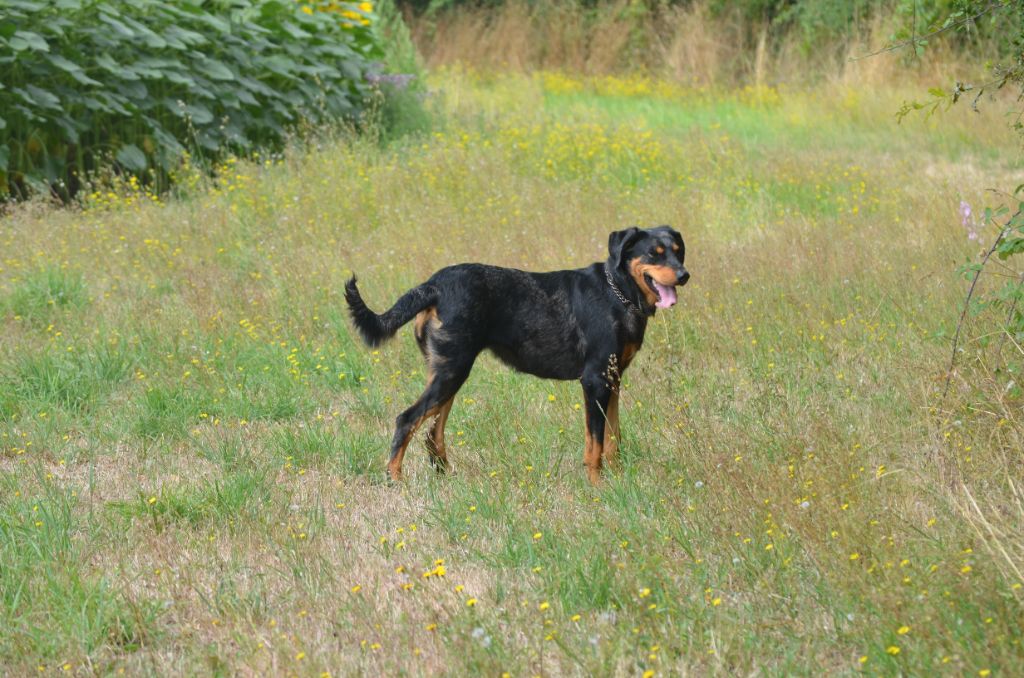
[850,1,1003,62]
[943,206,1023,400]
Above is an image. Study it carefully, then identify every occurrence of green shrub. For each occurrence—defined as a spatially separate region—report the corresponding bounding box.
[0,0,382,200]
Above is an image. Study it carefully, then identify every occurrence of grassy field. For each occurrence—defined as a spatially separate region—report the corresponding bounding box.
[2,69,1023,676]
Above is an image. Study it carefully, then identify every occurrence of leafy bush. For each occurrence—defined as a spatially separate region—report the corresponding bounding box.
[0,0,382,200]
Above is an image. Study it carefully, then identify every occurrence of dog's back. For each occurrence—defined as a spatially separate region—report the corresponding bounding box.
[427,264,590,379]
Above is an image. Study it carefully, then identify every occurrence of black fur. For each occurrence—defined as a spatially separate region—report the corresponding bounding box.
[345,277,438,347]
[345,225,690,482]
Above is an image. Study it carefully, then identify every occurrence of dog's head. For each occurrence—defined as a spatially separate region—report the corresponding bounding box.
[608,225,689,310]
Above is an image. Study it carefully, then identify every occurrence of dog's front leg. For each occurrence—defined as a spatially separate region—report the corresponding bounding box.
[580,370,613,485]
[603,390,620,469]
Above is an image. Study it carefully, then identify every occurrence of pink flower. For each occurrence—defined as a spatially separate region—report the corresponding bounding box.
[960,200,978,241]
[959,200,972,226]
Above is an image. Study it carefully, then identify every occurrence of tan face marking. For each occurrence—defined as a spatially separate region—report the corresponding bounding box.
[672,243,680,252]
[655,246,665,254]
[628,258,678,306]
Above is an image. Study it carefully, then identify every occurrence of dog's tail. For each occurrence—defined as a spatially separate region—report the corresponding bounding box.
[344,275,438,347]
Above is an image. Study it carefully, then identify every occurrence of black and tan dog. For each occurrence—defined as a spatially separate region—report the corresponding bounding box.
[344,225,690,484]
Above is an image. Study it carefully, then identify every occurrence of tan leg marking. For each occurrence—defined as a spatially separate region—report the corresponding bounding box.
[426,397,454,471]
[582,387,603,486]
[621,342,640,370]
[413,307,439,343]
[387,402,443,481]
[603,343,638,470]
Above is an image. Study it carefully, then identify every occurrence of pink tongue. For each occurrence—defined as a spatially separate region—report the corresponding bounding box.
[654,281,677,309]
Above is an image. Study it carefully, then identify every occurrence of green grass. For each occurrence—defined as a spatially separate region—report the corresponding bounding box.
[107,471,271,530]
[537,76,1021,165]
[0,70,1021,675]
[2,267,88,324]
[1,342,134,420]
[0,482,163,663]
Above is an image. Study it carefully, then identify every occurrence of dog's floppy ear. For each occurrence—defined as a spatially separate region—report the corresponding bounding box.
[608,227,643,270]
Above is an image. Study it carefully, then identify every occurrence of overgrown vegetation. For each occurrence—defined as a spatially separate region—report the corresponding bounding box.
[0,0,1021,674]
[0,0,381,200]
[1,64,1020,673]
[407,0,1019,81]
[879,0,1024,383]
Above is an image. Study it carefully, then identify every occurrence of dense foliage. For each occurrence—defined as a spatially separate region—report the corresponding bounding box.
[900,0,1024,346]
[0,0,381,199]
[404,0,1020,54]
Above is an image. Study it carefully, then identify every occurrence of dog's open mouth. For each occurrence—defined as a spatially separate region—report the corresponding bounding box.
[644,274,677,309]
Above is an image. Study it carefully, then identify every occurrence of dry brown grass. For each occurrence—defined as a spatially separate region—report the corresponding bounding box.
[410,0,1004,90]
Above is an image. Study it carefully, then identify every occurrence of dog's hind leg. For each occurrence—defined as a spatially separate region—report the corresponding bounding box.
[416,313,463,475]
[425,397,455,473]
[387,359,473,482]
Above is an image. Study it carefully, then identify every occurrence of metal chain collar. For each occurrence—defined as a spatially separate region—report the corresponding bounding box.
[604,263,644,317]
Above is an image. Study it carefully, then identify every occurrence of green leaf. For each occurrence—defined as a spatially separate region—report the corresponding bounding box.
[238,76,276,98]
[69,69,102,87]
[15,85,61,110]
[115,144,147,172]
[80,95,113,113]
[197,58,234,81]
[185,103,214,125]
[261,55,298,78]
[12,30,49,52]
[98,91,130,116]
[45,53,80,72]
[194,12,230,34]
[164,70,196,87]
[280,21,312,40]
[1011,215,1024,232]
[45,53,102,86]
[95,53,139,81]
[0,144,9,172]
[54,115,81,144]
[98,15,136,39]
[996,238,1024,259]
[234,87,258,106]
[149,123,184,155]
[121,15,166,49]
[163,25,207,47]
